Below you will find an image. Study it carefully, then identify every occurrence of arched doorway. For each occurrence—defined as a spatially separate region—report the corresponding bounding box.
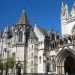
[56,48,75,75]
[64,56,75,75]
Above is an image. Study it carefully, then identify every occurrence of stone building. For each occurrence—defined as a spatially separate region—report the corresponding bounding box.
[0,1,75,75]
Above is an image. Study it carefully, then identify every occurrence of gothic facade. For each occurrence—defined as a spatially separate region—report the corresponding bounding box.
[0,1,75,75]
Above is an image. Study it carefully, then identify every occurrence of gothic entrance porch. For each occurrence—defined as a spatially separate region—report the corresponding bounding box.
[56,48,75,75]
[64,56,75,75]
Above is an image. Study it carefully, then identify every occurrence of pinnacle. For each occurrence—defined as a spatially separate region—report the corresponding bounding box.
[73,2,75,6]
[22,9,26,15]
[62,1,64,7]
[34,24,37,27]
[65,4,68,9]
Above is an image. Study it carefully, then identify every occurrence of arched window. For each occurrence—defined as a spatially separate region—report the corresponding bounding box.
[60,39,64,45]
[18,31,23,42]
[68,36,72,43]
[46,63,50,72]
[53,59,56,72]
[53,43,55,49]
[56,35,59,40]
[64,38,68,44]
[39,56,42,64]
[51,33,55,40]
[7,29,12,39]
[50,59,56,72]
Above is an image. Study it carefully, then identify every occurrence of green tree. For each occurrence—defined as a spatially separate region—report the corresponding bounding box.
[0,55,3,75]
[5,52,16,75]
[8,56,16,69]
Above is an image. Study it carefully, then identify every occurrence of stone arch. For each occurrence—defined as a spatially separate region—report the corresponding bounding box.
[56,48,75,75]
[64,56,75,75]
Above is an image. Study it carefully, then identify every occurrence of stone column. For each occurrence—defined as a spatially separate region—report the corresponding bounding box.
[43,61,46,73]
[61,66,65,75]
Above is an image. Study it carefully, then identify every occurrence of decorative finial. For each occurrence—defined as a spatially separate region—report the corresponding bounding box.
[35,24,37,27]
[62,1,64,7]
[62,0,65,7]
[22,9,26,14]
[73,2,75,7]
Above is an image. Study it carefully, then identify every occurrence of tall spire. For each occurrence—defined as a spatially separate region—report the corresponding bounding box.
[71,2,75,17]
[17,9,29,25]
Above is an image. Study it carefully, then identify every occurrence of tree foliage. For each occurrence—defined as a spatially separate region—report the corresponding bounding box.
[0,52,16,70]
[7,56,16,69]
[0,61,3,70]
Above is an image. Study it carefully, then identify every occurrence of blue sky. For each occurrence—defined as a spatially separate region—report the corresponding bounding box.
[0,0,75,32]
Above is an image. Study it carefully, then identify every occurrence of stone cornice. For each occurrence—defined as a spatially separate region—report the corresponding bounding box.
[63,17,75,24]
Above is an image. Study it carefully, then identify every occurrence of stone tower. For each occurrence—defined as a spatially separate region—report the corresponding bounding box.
[61,1,75,36]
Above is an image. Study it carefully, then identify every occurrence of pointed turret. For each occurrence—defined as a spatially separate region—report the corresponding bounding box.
[34,24,37,30]
[17,9,29,25]
[61,2,65,17]
[71,2,75,17]
[4,26,8,33]
[61,1,64,9]
[64,4,69,19]
[61,2,69,36]
[61,2,69,19]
